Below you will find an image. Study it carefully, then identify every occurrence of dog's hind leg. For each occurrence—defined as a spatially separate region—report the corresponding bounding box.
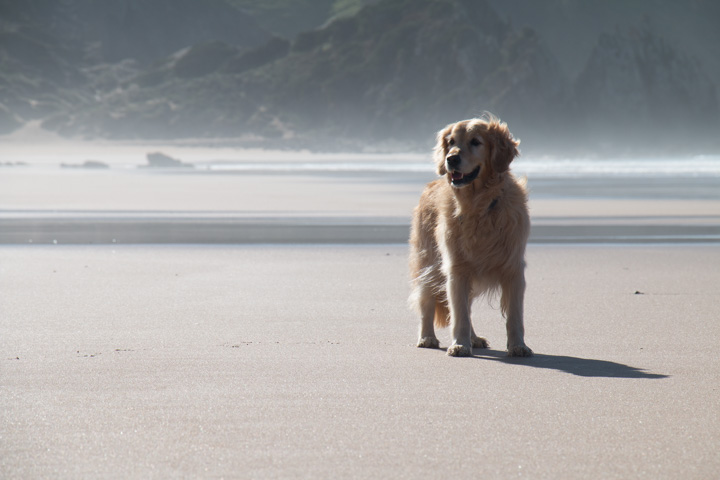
[447,274,473,357]
[470,324,489,349]
[501,272,533,357]
[416,288,440,349]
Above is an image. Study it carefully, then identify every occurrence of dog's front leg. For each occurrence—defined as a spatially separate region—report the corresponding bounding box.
[447,273,473,357]
[502,273,533,357]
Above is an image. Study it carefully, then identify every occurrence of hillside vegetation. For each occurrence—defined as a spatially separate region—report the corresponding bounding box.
[1,0,718,155]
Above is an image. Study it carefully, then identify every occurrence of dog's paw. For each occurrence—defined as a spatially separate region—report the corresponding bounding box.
[417,336,440,349]
[507,344,534,357]
[447,344,472,357]
[471,336,489,349]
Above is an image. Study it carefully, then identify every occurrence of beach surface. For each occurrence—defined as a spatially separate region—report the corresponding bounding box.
[2,150,720,478]
[2,244,720,479]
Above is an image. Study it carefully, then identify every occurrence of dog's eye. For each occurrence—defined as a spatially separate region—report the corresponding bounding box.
[448,138,455,146]
[471,138,482,147]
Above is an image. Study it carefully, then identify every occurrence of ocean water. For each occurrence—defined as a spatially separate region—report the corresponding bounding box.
[2,133,719,178]
[2,140,719,244]
[193,155,720,178]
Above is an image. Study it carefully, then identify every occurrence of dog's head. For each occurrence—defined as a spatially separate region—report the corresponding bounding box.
[433,114,520,188]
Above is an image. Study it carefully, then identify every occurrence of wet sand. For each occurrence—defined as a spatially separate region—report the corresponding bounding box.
[3,214,720,244]
[2,244,719,478]
[2,168,720,244]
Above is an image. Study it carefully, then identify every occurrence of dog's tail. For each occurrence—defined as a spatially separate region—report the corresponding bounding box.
[434,301,450,329]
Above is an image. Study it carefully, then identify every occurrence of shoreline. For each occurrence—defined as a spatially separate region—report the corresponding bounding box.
[1,214,720,245]
[2,167,720,245]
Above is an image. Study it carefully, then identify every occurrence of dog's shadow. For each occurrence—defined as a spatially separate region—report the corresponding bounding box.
[470,349,669,379]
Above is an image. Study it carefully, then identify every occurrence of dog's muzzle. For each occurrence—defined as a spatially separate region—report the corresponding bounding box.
[446,154,462,170]
[449,165,480,187]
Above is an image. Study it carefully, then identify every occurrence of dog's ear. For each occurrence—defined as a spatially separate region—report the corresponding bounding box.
[433,124,453,176]
[488,120,520,173]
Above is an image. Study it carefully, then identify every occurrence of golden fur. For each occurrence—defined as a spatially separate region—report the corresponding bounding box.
[409,114,533,357]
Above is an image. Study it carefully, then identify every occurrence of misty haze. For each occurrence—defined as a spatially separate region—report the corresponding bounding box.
[2,1,720,479]
[1,0,720,155]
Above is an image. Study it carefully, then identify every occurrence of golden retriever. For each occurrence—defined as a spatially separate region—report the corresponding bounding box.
[409,114,533,357]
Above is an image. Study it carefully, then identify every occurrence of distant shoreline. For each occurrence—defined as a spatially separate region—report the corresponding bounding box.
[2,158,719,245]
[1,215,718,245]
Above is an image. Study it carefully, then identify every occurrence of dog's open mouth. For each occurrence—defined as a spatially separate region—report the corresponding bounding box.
[450,166,480,186]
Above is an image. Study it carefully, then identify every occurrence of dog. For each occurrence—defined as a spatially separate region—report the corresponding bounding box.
[409,114,533,357]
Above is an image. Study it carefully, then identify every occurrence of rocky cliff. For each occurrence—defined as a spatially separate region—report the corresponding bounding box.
[1,0,718,155]
[573,26,719,153]
[34,0,570,149]
[0,0,271,131]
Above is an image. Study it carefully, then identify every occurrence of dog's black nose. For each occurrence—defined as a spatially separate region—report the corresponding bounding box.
[446,154,461,169]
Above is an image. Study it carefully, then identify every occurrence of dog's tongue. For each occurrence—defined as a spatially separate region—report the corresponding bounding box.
[451,171,464,180]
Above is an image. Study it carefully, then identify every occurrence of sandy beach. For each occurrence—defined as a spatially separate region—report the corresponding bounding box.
[2,244,719,478]
[2,156,720,478]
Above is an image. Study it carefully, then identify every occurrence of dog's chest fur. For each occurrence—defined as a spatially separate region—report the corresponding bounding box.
[436,176,529,279]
